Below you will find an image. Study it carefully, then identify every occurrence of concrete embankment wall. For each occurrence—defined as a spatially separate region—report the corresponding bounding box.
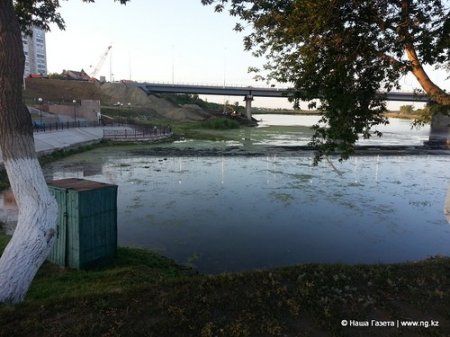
[34,127,104,156]
[0,127,105,165]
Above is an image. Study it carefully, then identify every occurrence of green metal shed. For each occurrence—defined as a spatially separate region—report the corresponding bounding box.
[47,178,118,269]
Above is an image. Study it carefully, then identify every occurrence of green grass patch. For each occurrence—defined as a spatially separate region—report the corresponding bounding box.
[0,232,192,305]
[160,93,246,115]
[100,106,165,121]
[165,121,236,141]
[27,246,193,304]
[0,228,449,336]
[201,118,240,130]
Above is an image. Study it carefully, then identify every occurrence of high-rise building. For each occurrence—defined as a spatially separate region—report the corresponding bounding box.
[22,26,47,77]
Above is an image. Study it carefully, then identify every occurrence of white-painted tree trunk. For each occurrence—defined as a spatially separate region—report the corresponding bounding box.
[0,0,58,304]
[0,157,57,304]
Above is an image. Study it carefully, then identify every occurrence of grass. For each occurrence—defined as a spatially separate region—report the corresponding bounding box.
[167,120,236,142]
[201,117,241,130]
[384,111,423,120]
[100,106,163,121]
[160,93,246,115]
[0,231,449,337]
[26,246,193,304]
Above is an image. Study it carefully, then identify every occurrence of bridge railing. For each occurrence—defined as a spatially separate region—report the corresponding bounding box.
[134,81,428,99]
[135,80,275,89]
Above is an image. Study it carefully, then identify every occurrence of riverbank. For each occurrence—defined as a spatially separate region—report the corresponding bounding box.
[0,127,105,166]
[0,232,448,337]
[125,144,450,157]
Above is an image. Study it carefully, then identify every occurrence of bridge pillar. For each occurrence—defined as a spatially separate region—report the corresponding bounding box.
[244,94,253,121]
[427,112,450,149]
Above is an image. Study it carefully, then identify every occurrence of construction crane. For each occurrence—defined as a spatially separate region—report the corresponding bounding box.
[89,45,112,79]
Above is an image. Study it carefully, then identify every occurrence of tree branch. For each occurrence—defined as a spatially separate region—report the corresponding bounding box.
[399,0,450,105]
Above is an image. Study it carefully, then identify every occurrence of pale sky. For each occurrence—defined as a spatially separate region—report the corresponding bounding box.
[46,0,449,109]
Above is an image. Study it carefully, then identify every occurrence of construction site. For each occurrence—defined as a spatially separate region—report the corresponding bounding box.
[24,42,219,125]
[24,77,217,124]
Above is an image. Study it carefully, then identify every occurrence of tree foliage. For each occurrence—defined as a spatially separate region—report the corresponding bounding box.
[400,104,415,115]
[202,0,450,161]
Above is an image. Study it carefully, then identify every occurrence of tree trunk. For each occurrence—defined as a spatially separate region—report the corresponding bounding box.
[0,0,58,304]
[400,0,450,106]
[405,44,450,106]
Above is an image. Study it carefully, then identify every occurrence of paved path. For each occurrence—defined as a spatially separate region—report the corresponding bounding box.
[34,127,104,155]
[0,126,136,164]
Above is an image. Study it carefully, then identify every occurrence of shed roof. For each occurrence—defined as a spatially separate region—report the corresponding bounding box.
[48,178,116,191]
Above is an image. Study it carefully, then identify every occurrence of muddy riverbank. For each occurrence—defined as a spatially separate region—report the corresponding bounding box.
[125,144,450,157]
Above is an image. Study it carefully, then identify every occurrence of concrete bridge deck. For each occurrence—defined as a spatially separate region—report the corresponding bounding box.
[134,82,430,102]
[133,82,430,121]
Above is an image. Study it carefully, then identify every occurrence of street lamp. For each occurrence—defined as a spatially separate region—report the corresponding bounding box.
[72,99,77,125]
[37,97,43,124]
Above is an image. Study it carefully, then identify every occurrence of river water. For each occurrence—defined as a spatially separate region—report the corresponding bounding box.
[163,114,431,148]
[0,115,448,273]
[254,114,431,146]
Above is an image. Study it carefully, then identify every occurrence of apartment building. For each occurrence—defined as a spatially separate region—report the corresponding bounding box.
[22,26,47,77]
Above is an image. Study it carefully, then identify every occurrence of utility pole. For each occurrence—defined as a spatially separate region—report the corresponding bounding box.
[109,49,113,82]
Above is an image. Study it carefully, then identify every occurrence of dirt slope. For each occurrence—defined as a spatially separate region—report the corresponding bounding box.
[24,79,213,121]
[24,78,108,103]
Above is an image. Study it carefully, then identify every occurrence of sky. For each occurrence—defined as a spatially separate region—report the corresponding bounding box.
[46,0,449,109]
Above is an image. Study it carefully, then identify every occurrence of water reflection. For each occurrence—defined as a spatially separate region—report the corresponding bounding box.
[1,148,447,274]
[0,113,448,274]
[251,114,431,146]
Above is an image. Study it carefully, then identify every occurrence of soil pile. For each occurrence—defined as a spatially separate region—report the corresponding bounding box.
[25,79,214,121]
[100,82,214,121]
[24,78,109,103]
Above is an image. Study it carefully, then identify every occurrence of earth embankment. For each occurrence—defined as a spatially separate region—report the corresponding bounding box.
[24,78,214,121]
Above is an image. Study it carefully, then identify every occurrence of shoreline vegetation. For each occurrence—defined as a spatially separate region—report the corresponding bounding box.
[0,231,448,336]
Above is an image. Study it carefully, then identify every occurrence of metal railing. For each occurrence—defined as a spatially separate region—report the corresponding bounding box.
[103,128,172,141]
[33,117,173,142]
[33,120,102,132]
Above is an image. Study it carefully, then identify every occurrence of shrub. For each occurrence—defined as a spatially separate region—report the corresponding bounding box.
[201,118,240,130]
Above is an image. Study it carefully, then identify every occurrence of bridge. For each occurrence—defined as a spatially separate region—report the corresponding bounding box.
[133,82,430,120]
